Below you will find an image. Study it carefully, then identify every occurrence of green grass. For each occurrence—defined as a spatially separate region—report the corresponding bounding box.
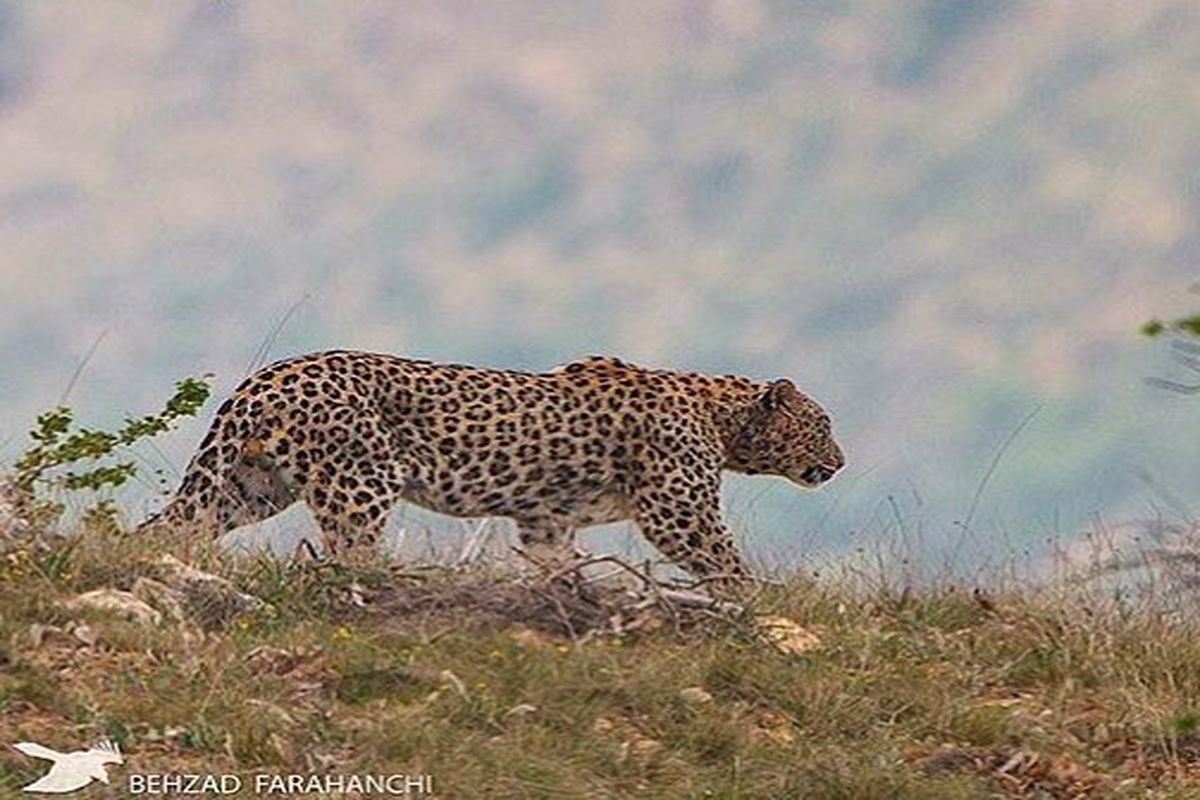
[2,528,1200,797]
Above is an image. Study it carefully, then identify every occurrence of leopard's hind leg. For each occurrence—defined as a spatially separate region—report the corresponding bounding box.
[296,407,410,562]
[137,445,298,540]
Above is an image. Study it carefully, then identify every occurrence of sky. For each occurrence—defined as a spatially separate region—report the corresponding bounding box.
[2,1,1199,575]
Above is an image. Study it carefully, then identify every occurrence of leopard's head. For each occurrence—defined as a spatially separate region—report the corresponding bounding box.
[729,379,844,488]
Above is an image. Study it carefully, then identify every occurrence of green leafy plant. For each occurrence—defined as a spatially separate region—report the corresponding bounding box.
[1142,315,1200,338]
[10,376,211,528]
[1142,312,1200,394]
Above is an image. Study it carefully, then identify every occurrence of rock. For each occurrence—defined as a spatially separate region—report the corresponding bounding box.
[64,589,163,625]
[146,554,264,628]
[755,615,822,654]
[628,736,663,759]
[131,577,187,622]
[60,555,265,631]
[72,624,99,646]
[679,686,714,705]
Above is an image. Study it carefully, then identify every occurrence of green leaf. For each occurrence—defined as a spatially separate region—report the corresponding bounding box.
[1175,315,1200,337]
[12,375,212,525]
[1142,319,1166,337]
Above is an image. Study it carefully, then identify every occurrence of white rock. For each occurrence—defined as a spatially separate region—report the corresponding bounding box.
[65,588,163,625]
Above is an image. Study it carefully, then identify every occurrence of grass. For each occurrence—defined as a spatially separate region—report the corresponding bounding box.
[2,527,1200,797]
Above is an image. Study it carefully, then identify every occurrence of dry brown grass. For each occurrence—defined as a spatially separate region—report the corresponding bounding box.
[3,526,1200,798]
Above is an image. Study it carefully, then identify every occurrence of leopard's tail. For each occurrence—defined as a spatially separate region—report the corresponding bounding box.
[133,394,245,537]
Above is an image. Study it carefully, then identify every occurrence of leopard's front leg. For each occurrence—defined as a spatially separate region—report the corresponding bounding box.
[631,455,752,594]
[515,519,584,573]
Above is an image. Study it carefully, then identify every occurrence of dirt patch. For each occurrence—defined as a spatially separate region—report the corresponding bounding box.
[911,744,1111,797]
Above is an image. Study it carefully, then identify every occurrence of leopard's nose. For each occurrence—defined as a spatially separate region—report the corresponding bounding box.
[801,465,837,484]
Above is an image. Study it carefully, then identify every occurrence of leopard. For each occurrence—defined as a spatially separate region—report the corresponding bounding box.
[137,350,845,587]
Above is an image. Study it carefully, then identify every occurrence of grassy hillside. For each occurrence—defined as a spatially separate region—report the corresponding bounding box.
[3,527,1200,798]
[2,1,1200,561]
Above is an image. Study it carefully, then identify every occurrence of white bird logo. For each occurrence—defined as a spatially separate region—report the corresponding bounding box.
[11,740,124,794]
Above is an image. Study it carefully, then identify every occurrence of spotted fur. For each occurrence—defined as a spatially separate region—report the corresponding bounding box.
[139,351,844,584]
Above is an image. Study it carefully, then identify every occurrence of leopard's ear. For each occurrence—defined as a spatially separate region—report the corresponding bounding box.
[761,379,800,410]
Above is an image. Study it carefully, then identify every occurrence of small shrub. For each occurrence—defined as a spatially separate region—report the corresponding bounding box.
[6,376,210,531]
[1143,315,1200,338]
